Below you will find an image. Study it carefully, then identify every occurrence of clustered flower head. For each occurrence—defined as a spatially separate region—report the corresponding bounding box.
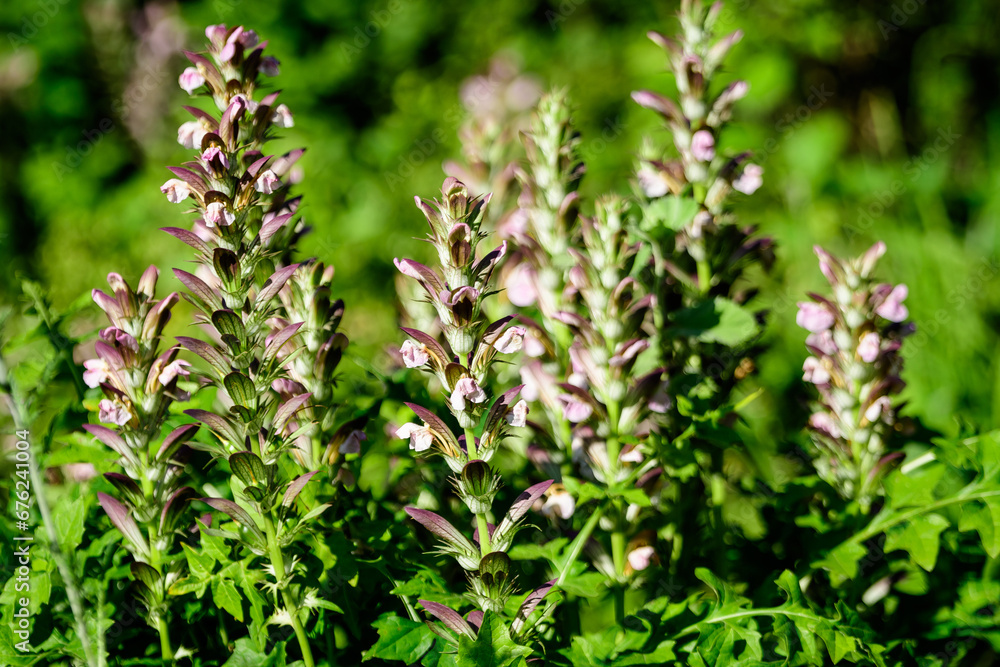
[501,90,585,317]
[161,23,302,261]
[797,242,913,507]
[85,268,200,630]
[633,1,759,224]
[394,178,556,643]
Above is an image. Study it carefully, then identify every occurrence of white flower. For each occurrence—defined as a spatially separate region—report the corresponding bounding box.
[493,326,526,354]
[802,357,830,385]
[396,422,433,452]
[254,169,281,194]
[204,201,235,227]
[400,340,430,368]
[160,179,191,204]
[733,163,763,194]
[864,396,892,423]
[505,400,528,428]
[857,332,881,363]
[178,67,205,94]
[98,399,130,426]
[177,121,207,150]
[450,378,487,411]
[271,104,294,128]
[158,359,191,385]
[541,492,575,520]
[627,546,656,571]
[83,359,110,388]
[559,394,592,423]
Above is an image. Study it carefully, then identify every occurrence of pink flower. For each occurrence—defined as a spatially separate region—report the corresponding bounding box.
[339,429,366,454]
[230,93,259,114]
[806,331,838,356]
[796,301,834,332]
[802,357,830,385]
[637,165,669,198]
[505,264,537,307]
[505,399,528,427]
[733,163,763,194]
[204,202,235,227]
[559,394,593,423]
[876,284,908,322]
[493,326,526,354]
[450,378,487,411]
[160,179,191,203]
[619,445,644,464]
[158,359,191,385]
[396,422,433,452]
[205,24,228,45]
[83,359,111,388]
[178,67,205,94]
[271,104,294,129]
[691,130,715,162]
[857,332,880,363]
[523,332,546,358]
[864,396,892,423]
[400,340,430,368]
[177,121,207,150]
[627,546,656,572]
[98,399,131,426]
[541,492,575,520]
[255,169,281,194]
[201,146,230,170]
[809,412,842,439]
[260,56,280,76]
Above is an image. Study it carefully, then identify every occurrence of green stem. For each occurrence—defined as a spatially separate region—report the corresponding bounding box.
[611,527,627,625]
[263,513,315,667]
[464,427,478,460]
[476,514,492,556]
[696,257,712,295]
[26,428,100,667]
[146,524,174,663]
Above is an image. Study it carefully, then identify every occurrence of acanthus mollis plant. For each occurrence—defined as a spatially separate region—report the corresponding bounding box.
[443,57,542,231]
[798,242,913,511]
[157,24,347,667]
[631,0,772,409]
[84,267,198,662]
[495,89,664,622]
[390,178,558,659]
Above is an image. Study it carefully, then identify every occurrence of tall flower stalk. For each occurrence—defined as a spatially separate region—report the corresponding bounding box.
[394,178,557,653]
[85,268,195,661]
[157,24,347,666]
[632,0,771,400]
[798,242,912,511]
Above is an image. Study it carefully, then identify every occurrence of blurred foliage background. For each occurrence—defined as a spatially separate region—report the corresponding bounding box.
[1,0,998,457]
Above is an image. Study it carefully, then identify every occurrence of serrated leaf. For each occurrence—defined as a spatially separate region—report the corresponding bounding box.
[456,610,532,667]
[672,298,758,347]
[363,614,435,663]
[53,497,86,552]
[212,577,244,622]
[182,543,215,580]
[884,513,949,571]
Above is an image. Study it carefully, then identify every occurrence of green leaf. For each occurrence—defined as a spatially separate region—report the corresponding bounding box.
[813,540,867,583]
[222,637,286,667]
[197,518,231,562]
[364,614,435,663]
[671,298,759,347]
[53,497,86,552]
[182,542,216,580]
[958,497,1000,558]
[212,577,244,622]
[456,611,532,667]
[884,513,950,571]
[883,464,946,509]
[641,195,700,234]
